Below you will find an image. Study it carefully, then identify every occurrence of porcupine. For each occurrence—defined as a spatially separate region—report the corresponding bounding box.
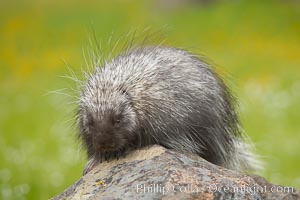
[78,45,258,174]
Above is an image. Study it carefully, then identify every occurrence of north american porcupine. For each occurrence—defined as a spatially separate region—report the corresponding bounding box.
[78,45,259,174]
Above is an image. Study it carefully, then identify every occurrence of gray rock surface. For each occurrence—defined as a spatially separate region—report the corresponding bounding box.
[52,145,299,200]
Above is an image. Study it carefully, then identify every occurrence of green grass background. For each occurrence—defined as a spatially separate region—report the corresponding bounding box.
[0,0,299,199]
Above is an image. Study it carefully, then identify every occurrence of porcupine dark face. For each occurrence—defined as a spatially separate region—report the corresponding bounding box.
[78,83,139,160]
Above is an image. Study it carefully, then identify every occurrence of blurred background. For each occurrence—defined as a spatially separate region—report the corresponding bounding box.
[1,0,300,199]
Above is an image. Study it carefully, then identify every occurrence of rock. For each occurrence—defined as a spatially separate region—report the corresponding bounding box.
[52,145,299,200]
